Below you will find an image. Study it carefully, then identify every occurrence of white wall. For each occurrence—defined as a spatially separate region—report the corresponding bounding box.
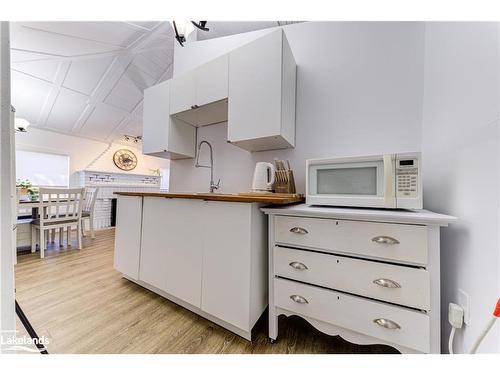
[16,127,169,184]
[170,22,425,193]
[422,22,500,353]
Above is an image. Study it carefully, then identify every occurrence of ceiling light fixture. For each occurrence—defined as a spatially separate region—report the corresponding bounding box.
[171,21,209,46]
[15,117,30,132]
[123,134,142,144]
[191,21,209,31]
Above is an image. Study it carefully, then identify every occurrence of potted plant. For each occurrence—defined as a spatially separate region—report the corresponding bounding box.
[16,179,38,201]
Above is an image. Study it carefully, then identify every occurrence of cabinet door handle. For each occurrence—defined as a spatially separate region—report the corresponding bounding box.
[289,261,308,270]
[373,278,401,288]
[373,318,401,330]
[290,227,308,234]
[371,236,400,245]
[290,295,309,304]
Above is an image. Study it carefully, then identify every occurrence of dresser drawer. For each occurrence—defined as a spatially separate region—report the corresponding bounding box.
[274,246,430,310]
[274,278,430,352]
[275,215,428,265]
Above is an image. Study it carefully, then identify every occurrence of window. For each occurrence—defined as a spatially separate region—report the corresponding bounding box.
[16,150,70,187]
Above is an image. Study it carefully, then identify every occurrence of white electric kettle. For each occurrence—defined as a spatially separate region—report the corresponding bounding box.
[251,162,276,191]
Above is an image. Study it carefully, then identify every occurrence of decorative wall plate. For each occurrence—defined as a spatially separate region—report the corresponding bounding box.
[113,149,138,171]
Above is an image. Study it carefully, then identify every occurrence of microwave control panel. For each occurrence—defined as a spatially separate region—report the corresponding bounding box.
[396,158,419,198]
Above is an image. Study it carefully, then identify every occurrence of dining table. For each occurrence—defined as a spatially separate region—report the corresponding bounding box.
[18,199,66,219]
[18,199,41,218]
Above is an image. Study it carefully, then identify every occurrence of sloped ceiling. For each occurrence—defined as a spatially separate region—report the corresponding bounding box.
[10,21,296,143]
[10,21,174,143]
[196,21,299,40]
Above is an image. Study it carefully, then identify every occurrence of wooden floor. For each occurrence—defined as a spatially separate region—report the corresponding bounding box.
[15,229,398,354]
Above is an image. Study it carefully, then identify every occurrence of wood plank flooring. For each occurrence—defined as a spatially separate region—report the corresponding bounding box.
[14,229,398,354]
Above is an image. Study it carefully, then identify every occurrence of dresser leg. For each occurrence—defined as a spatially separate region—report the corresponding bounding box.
[269,307,278,341]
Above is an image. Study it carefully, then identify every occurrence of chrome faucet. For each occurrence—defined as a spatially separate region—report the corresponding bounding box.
[195,140,220,193]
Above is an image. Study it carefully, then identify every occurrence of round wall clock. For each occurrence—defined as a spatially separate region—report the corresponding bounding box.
[113,149,138,171]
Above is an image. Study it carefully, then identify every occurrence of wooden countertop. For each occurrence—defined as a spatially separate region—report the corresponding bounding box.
[114,191,305,205]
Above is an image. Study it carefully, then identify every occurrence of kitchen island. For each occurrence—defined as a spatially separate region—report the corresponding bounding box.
[113,191,303,340]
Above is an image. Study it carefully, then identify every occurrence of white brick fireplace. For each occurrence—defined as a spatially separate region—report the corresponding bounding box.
[75,170,162,229]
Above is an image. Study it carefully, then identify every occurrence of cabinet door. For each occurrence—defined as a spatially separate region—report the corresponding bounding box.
[143,80,170,155]
[228,30,282,143]
[114,196,143,279]
[170,72,196,114]
[140,197,204,306]
[201,201,251,330]
[139,197,169,290]
[163,198,204,307]
[195,54,228,107]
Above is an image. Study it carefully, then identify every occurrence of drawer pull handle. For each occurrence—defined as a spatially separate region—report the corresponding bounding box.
[289,261,308,270]
[371,236,400,245]
[373,318,401,330]
[290,295,309,304]
[373,278,401,288]
[290,227,308,234]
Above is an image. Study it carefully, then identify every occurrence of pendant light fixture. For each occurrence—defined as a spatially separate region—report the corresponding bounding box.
[171,21,209,46]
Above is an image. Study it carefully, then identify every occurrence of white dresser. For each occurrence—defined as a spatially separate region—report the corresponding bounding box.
[262,204,455,353]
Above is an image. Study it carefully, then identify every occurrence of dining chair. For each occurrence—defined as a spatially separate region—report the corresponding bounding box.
[81,187,99,239]
[31,188,84,259]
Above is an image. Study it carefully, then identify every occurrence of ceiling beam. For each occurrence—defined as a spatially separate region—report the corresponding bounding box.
[36,60,72,127]
[19,24,129,51]
[10,43,172,64]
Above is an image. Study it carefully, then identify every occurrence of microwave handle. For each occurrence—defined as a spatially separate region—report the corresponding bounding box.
[383,155,396,208]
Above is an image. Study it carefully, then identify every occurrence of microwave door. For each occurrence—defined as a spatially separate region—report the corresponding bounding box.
[309,160,389,208]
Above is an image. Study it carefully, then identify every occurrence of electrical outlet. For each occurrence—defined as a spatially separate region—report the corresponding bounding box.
[458,289,470,325]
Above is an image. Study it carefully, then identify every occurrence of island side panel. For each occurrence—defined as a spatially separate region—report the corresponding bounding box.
[114,195,143,280]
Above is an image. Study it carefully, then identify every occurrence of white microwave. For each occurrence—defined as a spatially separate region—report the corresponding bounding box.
[306,152,422,209]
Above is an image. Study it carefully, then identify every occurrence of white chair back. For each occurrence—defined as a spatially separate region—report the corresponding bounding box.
[38,188,84,225]
[82,187,99,213]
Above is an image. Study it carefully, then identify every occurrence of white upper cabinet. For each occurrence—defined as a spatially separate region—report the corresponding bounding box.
[143,80,170,155]
[170,54,229,127]
[169,71,196,114]
[143,80,195,159]
[142,29,296,158]
[227,29,296,151]
[196,54,229,107]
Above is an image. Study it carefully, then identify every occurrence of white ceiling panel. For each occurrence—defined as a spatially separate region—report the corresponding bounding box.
[21,22,145,49]
[12,59,61,82]
[63,57,114,95]
[104,64,156,112]
[133,53,167,81]
[11,24,122,57]
[11,71,53,124]
[103,76,144,112]
[79,104,125,139]
[119,116,142,137]
[126,62,158,89]
[45,88,89,131]
[10,21,286,142]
